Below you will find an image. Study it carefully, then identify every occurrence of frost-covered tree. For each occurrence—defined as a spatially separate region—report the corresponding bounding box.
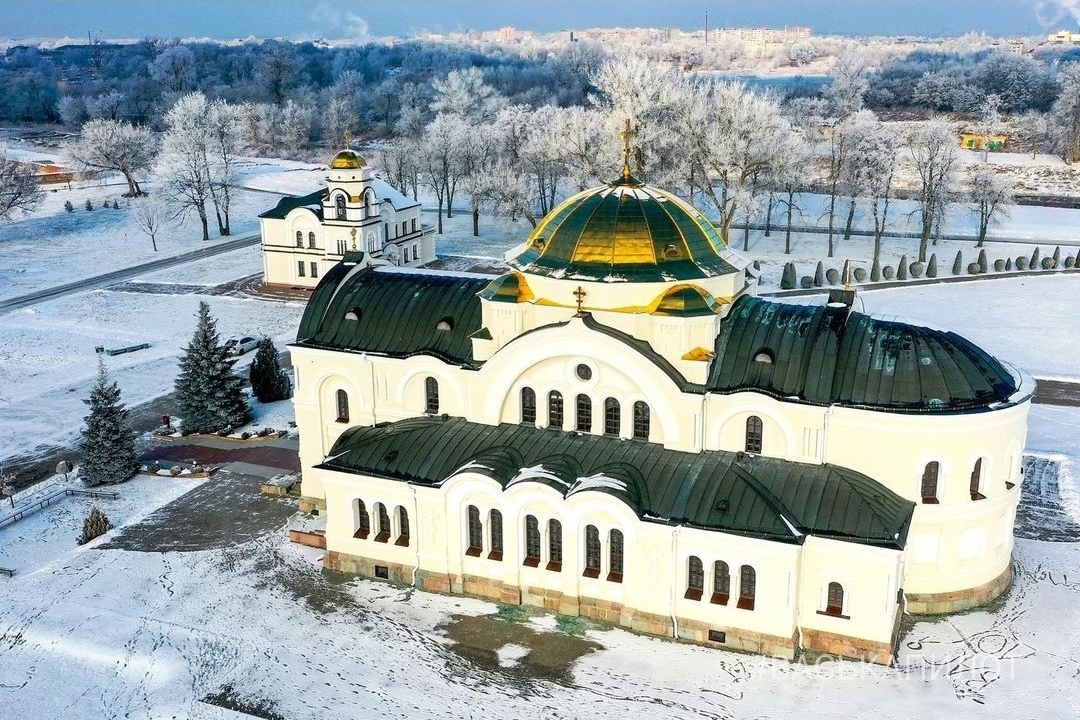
[824,49,870,118]
[281,100,315,154]
[909,120,960,262]
[160,94,213,241]
[972,94,1003,162]
[56,95,86,127]
[249,337,292,403]
[85,91,125,121]
[78,357,138,487]
[842,111,896,262]
[148,45,197,94]
[205,99,244,236]
[65,119,156,197]
[418,114,467,233]
[0,152,44,219]
[967,164,1014,247]
[132,196,170,251]
[1052,63,1080,163]
[431,67,507,125]
[173,301,250,434]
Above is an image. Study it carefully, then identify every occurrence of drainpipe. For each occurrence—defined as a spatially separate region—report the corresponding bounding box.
[366,353,377,425]
[820,405,832,464]
[410,483,421,588]
[670,525,681,639]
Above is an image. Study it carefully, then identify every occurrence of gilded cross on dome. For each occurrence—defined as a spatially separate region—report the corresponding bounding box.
[343,130,353,150]
[350,226,357,250]
[573,286,587,316]
[620,118,637,183]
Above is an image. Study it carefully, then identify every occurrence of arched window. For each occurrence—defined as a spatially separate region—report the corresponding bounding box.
[576,394,591,432]
[633,401,650,440]
[608,529,624,583]
[711,561,730,605]
[295,230,303,247]
[489,510,503,561]
[548,391,563,428]
[603,398,620,436]
[374,503,391,543]
[547,519,562,571]
[352,499,369,539]
[745,415,763,454]
[970,458,985,500]
[524,515,540,567]
[583,524,601,578]
[335,389,349,423]
[395,506,410,546]
[738,565,756,610]
[424,377,439,414]
[308,231,316,248]
[335,194,346,220]
[520,388,536,424]
[921,461,940,504]
[685,556,704,600]
[466,505,482,556]
[825,581,845,616]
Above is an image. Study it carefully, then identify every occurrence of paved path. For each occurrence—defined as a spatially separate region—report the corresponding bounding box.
[146,439,300,473]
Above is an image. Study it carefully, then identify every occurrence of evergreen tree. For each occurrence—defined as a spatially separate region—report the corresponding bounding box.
[780,262,796,290]
[870,255,881,281]
[897,254,908,280]
[927,253,938,278]
[249,337,292,403]
[952,250,963,275]
[78,506,112,545]
[978,248,988,273]
[813,260,824,287]
[173,301,250,434]
[78,357,138,487]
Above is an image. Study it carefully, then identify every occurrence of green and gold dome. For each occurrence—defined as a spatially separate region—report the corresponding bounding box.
[508,172,742,283]
[330,149,366,169]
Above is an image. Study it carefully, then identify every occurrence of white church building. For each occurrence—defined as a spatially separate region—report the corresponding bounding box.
[285,147,1033,664]
[259,149,435,289]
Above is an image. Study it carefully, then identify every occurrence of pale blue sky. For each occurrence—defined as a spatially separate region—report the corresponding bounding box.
[3,0,1075,42]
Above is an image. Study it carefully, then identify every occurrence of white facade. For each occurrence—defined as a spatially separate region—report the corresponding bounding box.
[259,150,435,289]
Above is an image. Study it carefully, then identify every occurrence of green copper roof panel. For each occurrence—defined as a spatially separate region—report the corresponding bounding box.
[709,296,1023,412]
[320,416,913,548]
[294,267,488,364]
[259,189,325,220]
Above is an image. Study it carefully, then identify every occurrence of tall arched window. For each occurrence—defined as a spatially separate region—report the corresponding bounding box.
[524,515,540,567]
[353,499,369,539]
[603,398,620,436]
[374,503,391,543]
[738,565,756,610]
[745,415,763,454]
[466,505,482,556]
[395,506,410,546]
[308,231,316,248]
[685,556,704,600]
[547,519,562,571]
[548,391,563,428]
[489,510,503,561]
[520,388,536,424]
[825,581,845,616]
[576,394,591,432]
[424,377,439,414]
[633,401,650,440]
[921,461,940,503]
[583,524,601,578]
[335,389,349,423]
[712,561,730,604]
[970,458,985,500]
[295,230,303,247]
[608,529,624,583]
[335,194,346,219]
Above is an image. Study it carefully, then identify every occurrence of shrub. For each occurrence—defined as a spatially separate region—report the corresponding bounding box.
[1030,247,1040,269]
[853,267,867,282]
[977,249,988,274]
[882,265,895,280]
[800,276,813,288]
[993,259,1006,271]
[1042,256,1054,269]
[780,262,796,290]
[968,262,981,274]
[813,261,824,287]
[825,268,840,284]
[927,254,937,278]
[1053,246,1061,268]
[84,198,93,211]
[909,261,924,278]
[1005,257,1013,271]
[952,250,963,275]
[897,255,908,280]
[77,506,111,545]
[870,256,881,281]
[64,200,74,212]
[169,465,182,476]
[1067,256,1076,269]
[241,431,252,440]
[1016,256,1028,270]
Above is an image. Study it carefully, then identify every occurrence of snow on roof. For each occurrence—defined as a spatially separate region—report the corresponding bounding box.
[508,464,570,488]
[569,473,628,493]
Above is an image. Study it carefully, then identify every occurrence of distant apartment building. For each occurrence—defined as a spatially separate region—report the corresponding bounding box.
[1047,29,1080,43]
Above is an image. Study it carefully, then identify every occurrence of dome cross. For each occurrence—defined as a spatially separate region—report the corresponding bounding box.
[620,118,638,183]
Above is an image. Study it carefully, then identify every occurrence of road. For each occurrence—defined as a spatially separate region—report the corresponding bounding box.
[0,233,261,313]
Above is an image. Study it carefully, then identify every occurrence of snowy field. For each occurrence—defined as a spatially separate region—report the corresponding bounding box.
[0,150,1079,718]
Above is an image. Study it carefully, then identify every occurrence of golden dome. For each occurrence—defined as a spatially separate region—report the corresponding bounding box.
[508,177,740,283]
[330,149,366,170]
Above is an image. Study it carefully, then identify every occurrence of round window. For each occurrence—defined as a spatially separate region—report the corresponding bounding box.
[576,364,592,381]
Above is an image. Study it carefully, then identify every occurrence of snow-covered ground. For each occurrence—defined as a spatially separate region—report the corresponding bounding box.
[0,149,1079,719]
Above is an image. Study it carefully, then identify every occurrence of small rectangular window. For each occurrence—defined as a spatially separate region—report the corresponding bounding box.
[374,565,389,579]
[708,630,726,643]
[310,262,318,278]
[297,261,305,277]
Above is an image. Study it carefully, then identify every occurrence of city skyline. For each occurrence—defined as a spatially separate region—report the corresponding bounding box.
[2,0,1079,44]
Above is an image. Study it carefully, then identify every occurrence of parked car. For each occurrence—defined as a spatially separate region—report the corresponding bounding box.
[224,335,265,355]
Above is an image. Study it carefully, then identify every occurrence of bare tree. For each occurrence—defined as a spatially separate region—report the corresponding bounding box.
[966,164,1014,247]
[909,120,960,262]
[66,119,156,197]
[0,152,44,219]
[131,197,169,251]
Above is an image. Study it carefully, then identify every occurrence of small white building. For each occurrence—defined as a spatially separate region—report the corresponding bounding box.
[259,150,435,289]
[286,159,1033,664]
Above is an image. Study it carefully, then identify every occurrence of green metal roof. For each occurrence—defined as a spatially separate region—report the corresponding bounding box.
[709,296,1026,413]
[508,181,741,283]
[294,266,488,364]
[258,189,325,220]
[320,416,914,549]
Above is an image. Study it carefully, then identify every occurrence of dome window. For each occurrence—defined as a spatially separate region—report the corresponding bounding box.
[533,237,546,251]
[436,317,454,331]
[663,244,681,259]
[753,349,774,364]
[575,364,592,381]
[344,308,362,321]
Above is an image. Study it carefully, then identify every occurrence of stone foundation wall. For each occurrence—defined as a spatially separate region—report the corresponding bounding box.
[298,495,327,514]
[289,529,326,549]
[905,563,1013,615]
[678,616,797,660]
[324,550,414,586]
[801,627,894,665]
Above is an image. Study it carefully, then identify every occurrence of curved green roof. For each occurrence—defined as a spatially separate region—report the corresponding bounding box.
[508,180,741,282]
[709,296,1027,412]
[295,266,488,364]
[320,416,914,548]
[258,189,325,220]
